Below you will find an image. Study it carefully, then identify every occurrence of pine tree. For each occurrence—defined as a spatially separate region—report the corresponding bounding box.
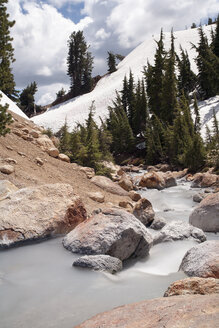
[145,29,165,118]
[57,120,70,154]
[121,75,129,114]
[67,31,93,97]
[177,46,197,96]
[183,133,206,172]
[107,52,117,73]
[0,0,16,99]
[161,30,178,124]
[213,15,219,57]
[127,70,135,129]
[191,23,197,29]
[193,94,201,132]
[19,82,38,117]
[56,88,66,100]
[98,119,113,161]
[0,93,12,136]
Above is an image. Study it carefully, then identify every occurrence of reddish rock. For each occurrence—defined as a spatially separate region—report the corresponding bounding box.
[91,176,129,196]
[75,294,219,328]
[118,174,133,191]
[164,277,219,297]
[132,198,155,226]
[139,172,165,189]
[192,172,219,188]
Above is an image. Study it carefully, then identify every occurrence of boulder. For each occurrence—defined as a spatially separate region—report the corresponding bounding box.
[150,216,166,230]
[191,172,219,188]
[193,192,207,203]
[139,172,165,189]
[29,130,40,138]
[80,167,95,179]
[0,180,18,201]
[75,294,219,328]
[58,153,70,163]
[129,190,141,202]
[163,172,177,188]
[132,198,155,227]
[172,168,188,179]
[0,165,14,175]
[0,183,87,248]
[179,240,219,278]
[164,277,219,297]
[88,191,105,203]
[118,174,133,191]
[189,192,219,232]
[47,147,59,158]
[155,163,172,172]
[35,157,44,166]
[63,208,153,261]
[153,221,206,245]
[36,136,55,151]
[119,201,133,211]
[73,255,122,274]
[91,176,129,196]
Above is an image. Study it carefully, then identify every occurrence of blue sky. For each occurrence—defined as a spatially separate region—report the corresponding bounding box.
[7,0,219,105]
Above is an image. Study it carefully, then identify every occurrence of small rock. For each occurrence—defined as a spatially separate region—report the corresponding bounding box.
[12,129,22,137]
[58,153,70,163]
[164,277,219,297]
[30,130,40,138]
[35,157,44,166]
[17,151,26,157]
[4,158,17,165]
[154,221,206,244]
[21,127,29,134]
[22,134,33,141]
[129,190,141,202]
[193,192,207,203]
[150,217,166,230]
[73,255,123,274]
[0,165,14,175]
[132,198,155,227]
[179,240,219,278]
[88,192,105,203]
[80,167,95,179]
[47,147,59,158]
[118,174,133,191]
[6,146,13,151]
[119,201,133,210]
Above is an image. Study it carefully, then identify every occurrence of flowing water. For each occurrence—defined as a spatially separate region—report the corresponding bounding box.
[0,179,218,328]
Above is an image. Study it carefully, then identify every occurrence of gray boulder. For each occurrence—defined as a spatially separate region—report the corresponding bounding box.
[179,240,219,278]
[91,176,129,196]
[189,192,219,232]
[193,192,207,203]
[0,184,87,248]
[132,198,155,226]
[73,255,122,274]
[150,217,166,230]
[63,208,153,261]
[153,221,206,245]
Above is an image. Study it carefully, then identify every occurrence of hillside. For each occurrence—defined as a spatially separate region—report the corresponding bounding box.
[32,25,219,136]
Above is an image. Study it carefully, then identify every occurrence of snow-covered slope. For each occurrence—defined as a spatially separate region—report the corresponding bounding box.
[33,25,218,134]
[0,91,29,120]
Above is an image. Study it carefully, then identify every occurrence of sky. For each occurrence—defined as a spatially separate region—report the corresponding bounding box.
[6,0,219,105]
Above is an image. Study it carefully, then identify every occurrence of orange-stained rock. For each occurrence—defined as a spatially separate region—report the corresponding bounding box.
[75,294,219,328]
[164,277,219,297]
[192,172,219,188]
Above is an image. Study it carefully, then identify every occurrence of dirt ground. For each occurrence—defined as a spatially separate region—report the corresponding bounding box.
[0,111,130,215]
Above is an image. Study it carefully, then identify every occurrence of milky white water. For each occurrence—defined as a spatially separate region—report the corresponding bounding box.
[0,180,218,328]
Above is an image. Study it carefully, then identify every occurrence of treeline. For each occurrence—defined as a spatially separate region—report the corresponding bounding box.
[56,19,219,173]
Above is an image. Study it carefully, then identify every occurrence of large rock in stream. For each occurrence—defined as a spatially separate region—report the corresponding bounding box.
[189,192,219,232]
[0,183,87,248]
[63,208,153,261]
[75,294,219,328]
[73,255,123,274]
[179,240,219,278]
[139,171,176,190]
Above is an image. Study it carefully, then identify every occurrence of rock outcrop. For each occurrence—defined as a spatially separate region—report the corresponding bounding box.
[0,183,87,248]
[91,176,129,196]
[191,172,219,188]
[63,208,153,261]
[132,198,155,226]
[179,240,219,278]
[0,180,18,201]
[73,255,122,273]
[153,221,206,244]
[75,294,219,328]
[164,277,219,297]
[189,192,219,232]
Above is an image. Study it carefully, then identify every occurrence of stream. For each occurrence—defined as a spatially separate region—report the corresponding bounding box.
[0,178,218,328]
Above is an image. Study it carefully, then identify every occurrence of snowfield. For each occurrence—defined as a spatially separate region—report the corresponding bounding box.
[0,91,29,120]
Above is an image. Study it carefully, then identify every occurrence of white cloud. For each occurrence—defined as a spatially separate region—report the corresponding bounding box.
[6,0,219,104]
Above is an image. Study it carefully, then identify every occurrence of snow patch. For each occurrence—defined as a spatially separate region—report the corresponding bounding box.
[0,91,29,120]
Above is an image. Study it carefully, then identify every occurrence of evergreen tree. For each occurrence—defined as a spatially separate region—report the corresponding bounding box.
[183,133,206,172]
[133,79,148,136]
[0,93,12,136]
[0,0,16,99]
[107,52,117,73]
[127,70,135,129]
[19,82,38,117]
[145,29,165,118]
[56,88,66,100]
[67,31,93,97]
[193,94,201,132]
[191,23,197,29]
[213,15,219,57]
[177,46,197,96]
[161,30,178,124]
[98,119,113,161]
[57,120,70,153]
[208,18,213,25]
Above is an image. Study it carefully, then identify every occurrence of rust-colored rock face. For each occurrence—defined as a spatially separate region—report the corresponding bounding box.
[0,183,87,248]
[164,277,219,297]
[75,294,219,328]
